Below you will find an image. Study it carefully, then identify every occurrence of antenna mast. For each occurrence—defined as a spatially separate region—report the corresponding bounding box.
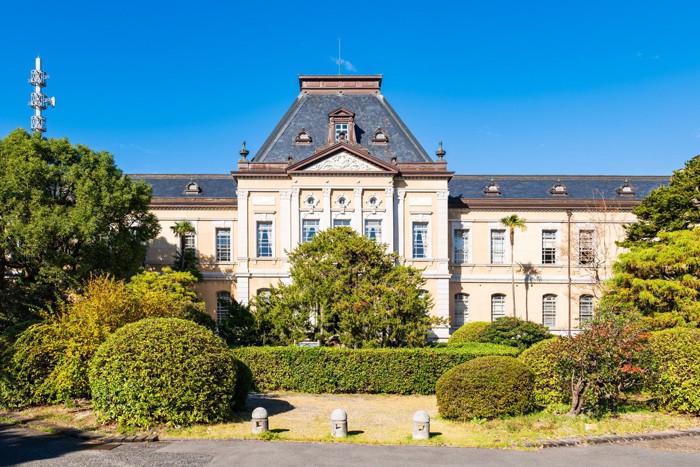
[29,57,56,133]
[336,38,343,75]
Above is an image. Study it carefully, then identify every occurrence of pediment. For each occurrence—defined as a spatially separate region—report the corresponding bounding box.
[287,143,398,174]
[328,107,355,118]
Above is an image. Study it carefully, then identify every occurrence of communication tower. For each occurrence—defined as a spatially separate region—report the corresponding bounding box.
[29,57,56,132]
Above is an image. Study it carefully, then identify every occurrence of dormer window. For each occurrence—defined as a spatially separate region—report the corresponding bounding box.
[295,128,312,145]
[371,128,389,145]
[328,108,356,143]
[483,179,501,196]
[616,180,636,196]
[184,181,201,195]
[549,180,568,196]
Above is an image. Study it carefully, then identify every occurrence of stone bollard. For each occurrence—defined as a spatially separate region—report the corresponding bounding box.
[330,408,348,438]
[412,411,430,440]
[251,407,269,434]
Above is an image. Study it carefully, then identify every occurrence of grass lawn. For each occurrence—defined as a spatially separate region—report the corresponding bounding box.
[6,392,699,449]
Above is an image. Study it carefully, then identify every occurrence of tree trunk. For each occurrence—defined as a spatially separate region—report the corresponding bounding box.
[569,376,587,415]
[180,235,186,270]
[510,230,516,317]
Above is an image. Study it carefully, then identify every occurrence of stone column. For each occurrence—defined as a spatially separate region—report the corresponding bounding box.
[236,189,250,304]
[352,188,363,233]
[384,187,395,252]
[322,188,332,230]
[397,189,406,258]
[280,190,292,267]
[291,188,300,248]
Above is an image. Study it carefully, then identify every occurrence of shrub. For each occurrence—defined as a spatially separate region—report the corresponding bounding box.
[519,338,567,406]
[436,356,535,420]
[232,343,519,395]
[649,327,700,414]
[90,318,244,428]
[447,322,490,346]
[479,317,553,350]
[218,300,258,347]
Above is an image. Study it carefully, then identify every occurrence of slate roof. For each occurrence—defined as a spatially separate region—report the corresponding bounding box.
[448,175,669,200]
[253,93,433,164]
[129,174,237,198]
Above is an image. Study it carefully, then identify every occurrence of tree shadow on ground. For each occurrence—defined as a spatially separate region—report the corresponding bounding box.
[244,393,295,417]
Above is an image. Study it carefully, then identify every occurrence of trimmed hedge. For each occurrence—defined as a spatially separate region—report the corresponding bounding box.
[447,322,490,346]
[649,327,700,414]
[232,343,519,395]
[90,318,245,428]
[436,356,535,420]
[518,338,566,406]
[479,317,553,350]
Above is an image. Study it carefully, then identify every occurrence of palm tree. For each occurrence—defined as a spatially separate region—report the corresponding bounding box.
[500,214,527,317]
[170,220,196,270]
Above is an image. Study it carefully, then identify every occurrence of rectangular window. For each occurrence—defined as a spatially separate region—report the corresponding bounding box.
[364,219,382,243]
[491,294,506,320]
[334,123,348,141]
[215,228,231,262]
[453,229,470,264]
[333,218,351,228]
[490,229,506,264]
[302,219,319,243]
[543,295,557,327]
[542,230,557,264]
[216,291,231,322]
[454,294,469,327]
[579,230,595,265]
[256,222,273,258]
[184,232,196,255]
[579,295,594,324]
[412,222,428,259]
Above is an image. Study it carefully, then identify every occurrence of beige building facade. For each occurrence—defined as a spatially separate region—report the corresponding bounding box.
[134,75,667,340]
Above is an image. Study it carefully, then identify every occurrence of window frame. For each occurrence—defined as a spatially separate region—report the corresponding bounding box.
[302,218,320,244]
[364,219,382,243]
[215,227,232,263]
[412,222,429,259]
[453,228,470,264]
[454,293,469,327]
[216,291,231,323]
[578,229,595,265]
[541,229,557,265]
[490,229,506,264]
[491,294,506,321]
[579,295,594,324]
[543,294,557,327]
[256,221,273,258]
[183,231,196,255]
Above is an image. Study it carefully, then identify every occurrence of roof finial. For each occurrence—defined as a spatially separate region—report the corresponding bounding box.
[239,140,249,160]
[435,141,446,160]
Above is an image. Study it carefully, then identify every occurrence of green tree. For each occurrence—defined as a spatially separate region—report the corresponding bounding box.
[600,229,700,328]
[0,129,160,329]
[170,220,200,277]
[623,155,700,247]
[500,215,527,317]
[252,227,435,347]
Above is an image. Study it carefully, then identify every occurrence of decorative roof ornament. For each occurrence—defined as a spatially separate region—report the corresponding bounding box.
[483,178,501,196]
[239,141,249,161]
[435,141,446,160]
[616,179,636,196]
[549,179,569,196]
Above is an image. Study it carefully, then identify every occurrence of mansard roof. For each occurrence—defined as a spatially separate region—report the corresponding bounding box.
[129,174,237,207]
[448,175,668,204]
[253,92,433,164]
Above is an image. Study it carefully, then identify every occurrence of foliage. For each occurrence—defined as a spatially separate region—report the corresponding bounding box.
[447,322,490,346]
[600,229,700,328]
[554,312,652,415]
[217,299,258,347]
[500,214,527,317]
[0,270,212,406]
[90,318,242,428]
[649,327,700,414]
[252,227,436,348]
[519,338,567,406]
[436,356,535,420]
[0,129,160,331]
[623,155,700,247]
[478,317,553,350]
[232,343,519,395]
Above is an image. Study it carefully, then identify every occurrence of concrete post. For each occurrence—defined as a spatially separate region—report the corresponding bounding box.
[252,407,269,434]
[412,411,430,440]
[330,408,348,438]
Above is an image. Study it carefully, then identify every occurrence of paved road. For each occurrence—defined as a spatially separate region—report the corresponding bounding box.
[3,423,700,467]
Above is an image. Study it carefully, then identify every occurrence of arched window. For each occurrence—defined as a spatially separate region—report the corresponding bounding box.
[216,291,231,322]
[454,293,469,327]
[579,295,594,324]
[491,294,506,321]
[543,294,557,328]
[256,288,272,304]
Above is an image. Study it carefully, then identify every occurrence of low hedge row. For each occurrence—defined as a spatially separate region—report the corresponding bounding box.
[231,343,519,395]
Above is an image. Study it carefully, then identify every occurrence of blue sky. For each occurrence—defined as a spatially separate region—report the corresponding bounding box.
[2,1,700,176]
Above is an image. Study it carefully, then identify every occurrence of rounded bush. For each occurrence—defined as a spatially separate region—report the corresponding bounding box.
[650,327,700,414]
[89,318,244,427]
[436,356,535,420]
[479,317,552,350]
[518,338,566,406]
[448,322,490,346]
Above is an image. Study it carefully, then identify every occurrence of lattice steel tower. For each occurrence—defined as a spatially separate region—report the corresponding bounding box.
[29,57,56,132]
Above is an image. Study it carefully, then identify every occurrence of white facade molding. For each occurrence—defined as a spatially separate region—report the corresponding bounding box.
[305,151,382,172]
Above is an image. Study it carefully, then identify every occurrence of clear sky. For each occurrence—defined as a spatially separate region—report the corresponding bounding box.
[2,1,700,176]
